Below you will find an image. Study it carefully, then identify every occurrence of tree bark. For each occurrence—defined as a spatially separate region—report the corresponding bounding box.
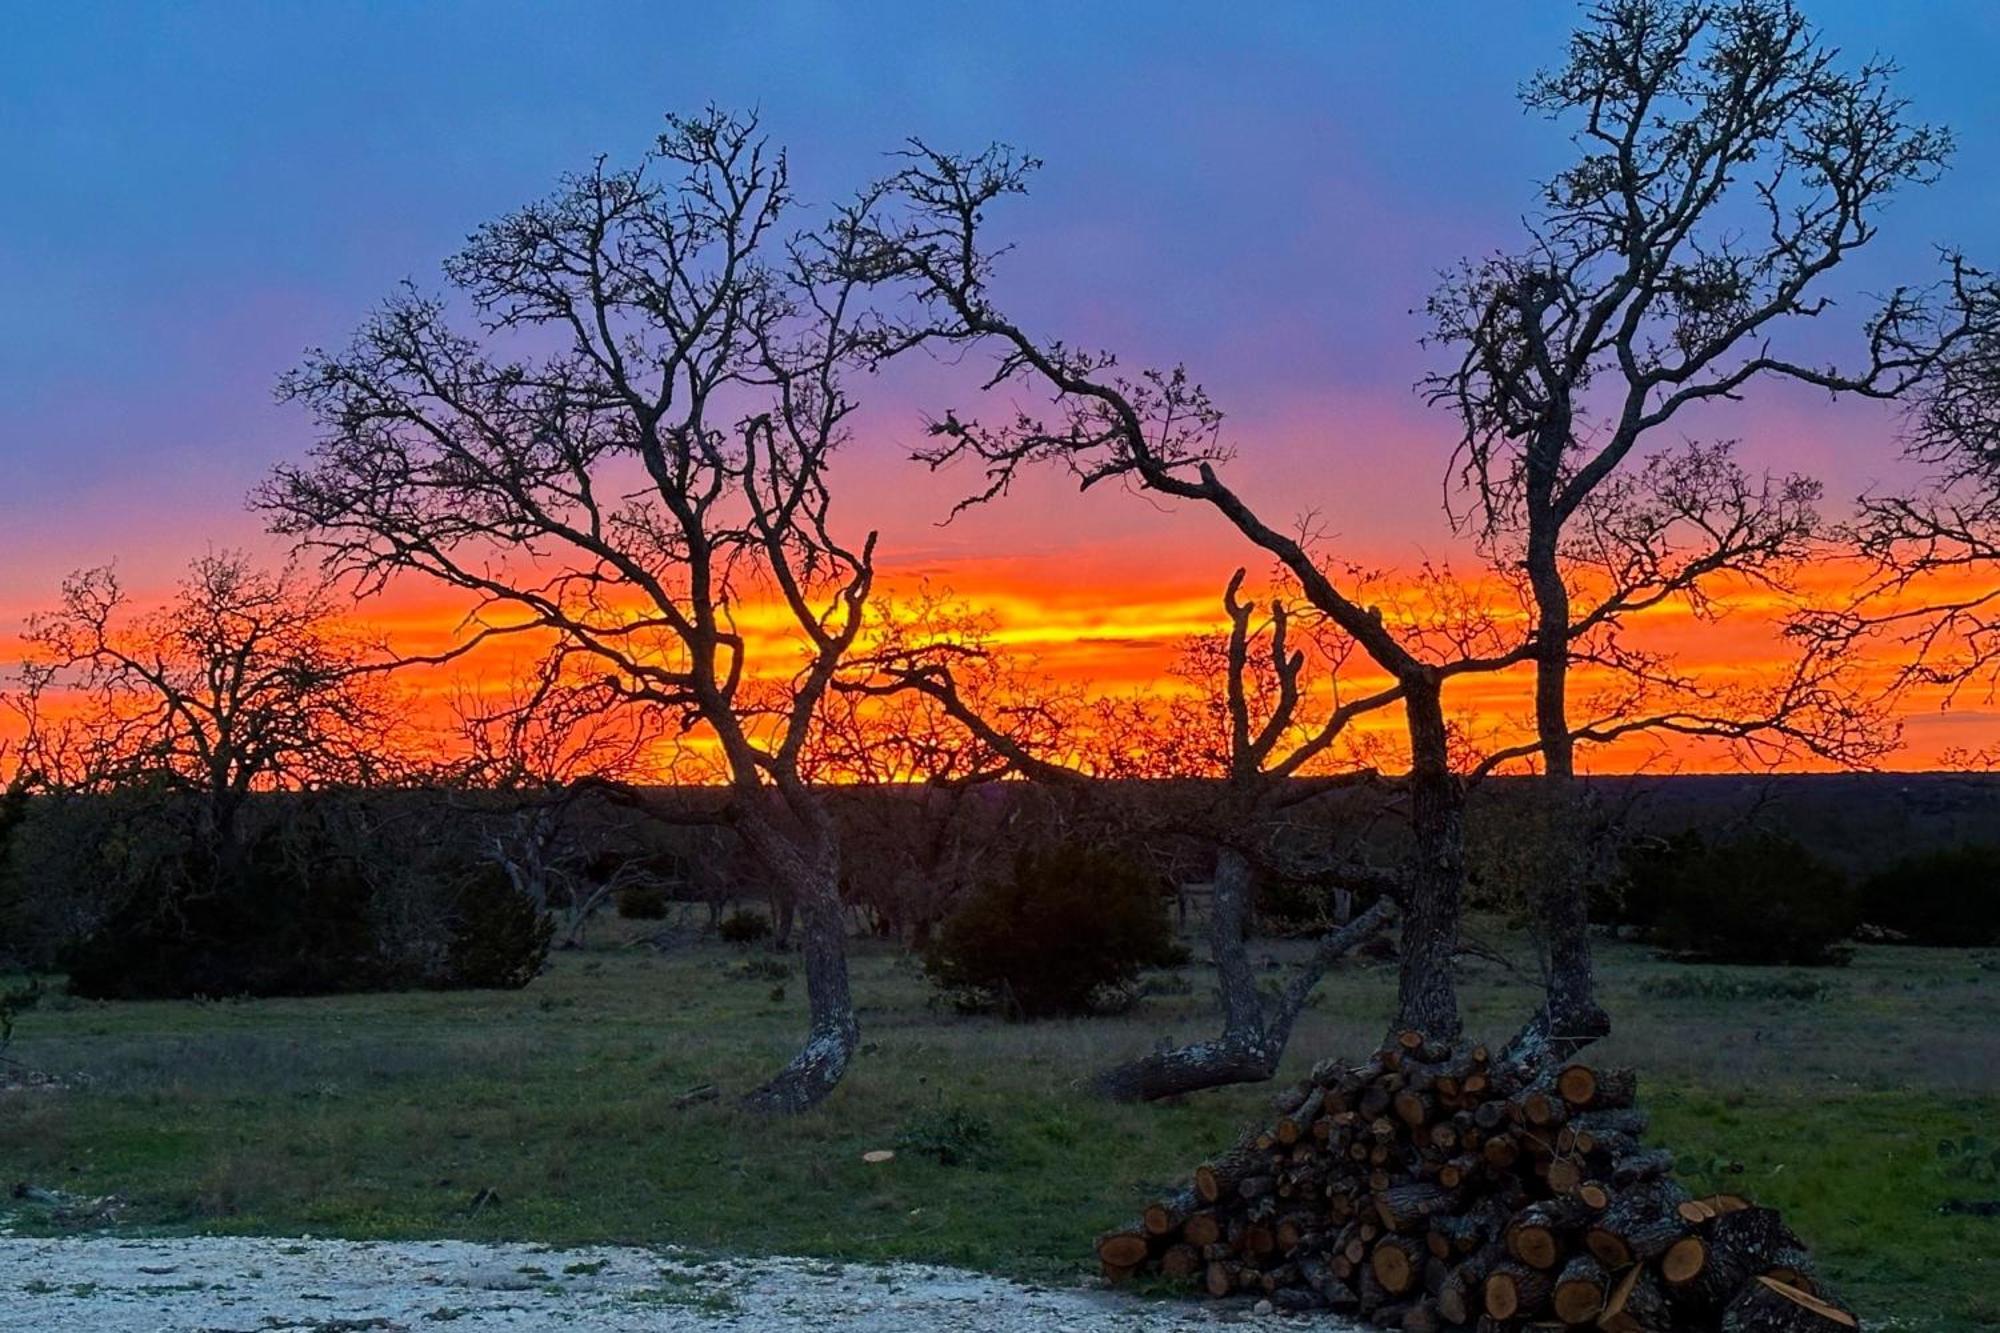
[1505,516,1609,1067]
[1090,848,1395,1101]
[1398,676,1463,1043]
[737,805,858,1114]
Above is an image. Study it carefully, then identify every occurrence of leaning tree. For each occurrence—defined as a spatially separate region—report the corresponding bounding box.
[862,572,1407,1098]
[1424,0,1990,1062]
[855,147,1543,1041]
[261,109,899,1112]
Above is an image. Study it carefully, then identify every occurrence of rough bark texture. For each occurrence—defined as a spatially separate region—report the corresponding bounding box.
[738,809,859,1115]
[1503,487,1612,1071]
[1092,849,1394,1101]
[1104,1045,1850,1329]
[1399,679,1465,1043]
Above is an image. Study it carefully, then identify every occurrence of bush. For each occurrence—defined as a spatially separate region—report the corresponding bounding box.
[615,881,671,920]
[717,908,772,945]
[1860,845,2000,946]
[895,1104,1001,1168]
[1623,831,1858,966]
[61,801,552,999]
[445,862,554,989]
[924,840,1179,1018]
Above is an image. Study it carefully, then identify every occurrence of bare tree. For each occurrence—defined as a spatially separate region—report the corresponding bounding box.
[855,149,1540,1044]
[13,551,396,875]
[448,662,669,948]
[1422,0,1985,1063]
[1839,312,2000,706]
[861,572,1404,1097]
[259,109,899,1113]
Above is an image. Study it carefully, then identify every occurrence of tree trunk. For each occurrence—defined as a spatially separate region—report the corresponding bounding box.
[1503,521,1609,1067]
[737,808,858,1114]
[1092,845,1277,1100]
[1398,676,1463,1043]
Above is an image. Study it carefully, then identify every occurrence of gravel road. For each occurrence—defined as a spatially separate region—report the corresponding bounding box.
[0,1235,1322,1331]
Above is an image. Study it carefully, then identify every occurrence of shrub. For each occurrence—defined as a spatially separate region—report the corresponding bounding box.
[717,908,772,945]
[615,881,671,920]
[61,802,552,999]
[924,840,1178,1018]
[1860,845,2000,946]
[1624,831,1858,966]
[444,862,554,989]
[895,1104,1001,1168]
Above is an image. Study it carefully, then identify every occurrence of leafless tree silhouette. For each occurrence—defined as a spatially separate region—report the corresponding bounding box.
[1423,0,1989,1063]
[13,551,397,874]
[260,109,903,1112]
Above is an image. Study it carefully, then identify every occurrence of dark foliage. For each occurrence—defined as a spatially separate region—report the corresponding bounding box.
[717,908,773,945]
[615,881,672,920]
[924,840,1179,1018]
[63,808,550,1000]
[1861,845,2000,946]
[1622,831,1859,966]
[0,777,33,969]
[444,862,555,989]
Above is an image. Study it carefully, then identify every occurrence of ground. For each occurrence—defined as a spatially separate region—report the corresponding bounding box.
[3,925,1996,1331]
[1,1235,1285,1331]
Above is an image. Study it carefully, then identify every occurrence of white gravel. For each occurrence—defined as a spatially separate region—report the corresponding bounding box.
[0,1235,1328,1331]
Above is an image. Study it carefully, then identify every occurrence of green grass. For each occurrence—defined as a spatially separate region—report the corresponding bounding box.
[2,929,1995,1330]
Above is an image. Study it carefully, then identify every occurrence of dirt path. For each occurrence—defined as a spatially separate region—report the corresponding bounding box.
[0,1235,1310,1331]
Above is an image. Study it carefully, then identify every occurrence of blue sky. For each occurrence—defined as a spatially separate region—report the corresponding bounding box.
[3,2,1997,610]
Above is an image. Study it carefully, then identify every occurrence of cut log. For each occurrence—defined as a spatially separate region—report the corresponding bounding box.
[1379,1181,1462,1233]
[1586,1179,1690,1267]
[1436,1249,1494,1325]
[1719,1276,1858,1333]
[1505,1198,1590,1270]
[1143,1187,1199,1236]
[1483,1260,1553,1320]
[1669,1205,1816,1312]
[1194,1150,1262,1204]
[1278,1087,1327,1145]
[1545,1156,1585,1195]
[1556,1065,1637,1111]
[1095,1230,1150,1269]
[1552,1252,1609,1325]
[1374,1235,1428,1296]
[1205,1259,1238,1298]
[1609,1147,1676,1187]
[1598,1265,1671,1333]
[1158,1243,1201,1279]
[1183,1210,1222,1248]
[1661,1233,1707,1286]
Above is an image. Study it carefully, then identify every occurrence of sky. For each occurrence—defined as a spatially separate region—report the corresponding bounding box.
[4,2,2000,770]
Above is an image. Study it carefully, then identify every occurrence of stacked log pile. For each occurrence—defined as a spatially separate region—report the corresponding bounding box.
[1096,1032,1857,1332]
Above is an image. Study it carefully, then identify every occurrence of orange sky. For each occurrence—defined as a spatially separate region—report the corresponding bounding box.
[279,544,1996,781]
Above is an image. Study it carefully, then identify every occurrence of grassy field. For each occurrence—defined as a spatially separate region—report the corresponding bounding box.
[3,926,1996,1330]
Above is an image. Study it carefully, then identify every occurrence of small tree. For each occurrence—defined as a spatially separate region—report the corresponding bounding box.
[14,551,395,876]
[448,662,669,948]
[863,573,1401,1097]
[260,110,898,1112]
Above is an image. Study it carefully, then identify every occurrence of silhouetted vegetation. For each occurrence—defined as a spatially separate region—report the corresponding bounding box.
[56,801,550,1000]
[1623,831,1860,966]
[924,841,1181,1018]
[1861,845,2000,946]
[717,908,774,946]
